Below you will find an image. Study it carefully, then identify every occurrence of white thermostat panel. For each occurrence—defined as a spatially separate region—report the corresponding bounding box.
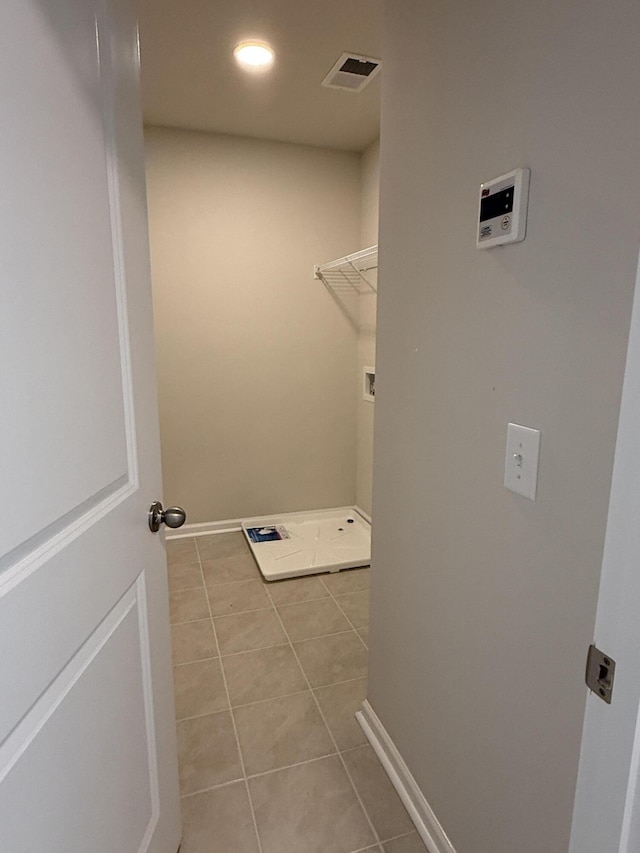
[477,167,530,249]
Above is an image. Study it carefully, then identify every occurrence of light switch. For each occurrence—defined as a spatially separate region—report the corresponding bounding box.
[504,423,541,500]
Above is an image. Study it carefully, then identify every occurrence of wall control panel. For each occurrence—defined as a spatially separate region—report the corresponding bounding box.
[477,168,530,249]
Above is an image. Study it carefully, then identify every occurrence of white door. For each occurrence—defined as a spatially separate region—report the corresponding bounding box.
[569,248,640,853]
[0,1,181,852]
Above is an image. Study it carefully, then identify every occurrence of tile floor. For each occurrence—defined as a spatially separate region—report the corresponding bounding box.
[168,533,427,853]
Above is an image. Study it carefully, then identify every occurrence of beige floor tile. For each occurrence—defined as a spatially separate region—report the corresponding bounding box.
[172,619,217,665]
[207,579,272,616]
[266,575,330,605]
[178,711,243,795]
[223,645,307,707]
[322,567,370,595]
[314,678,368,750]
[196,531,248,560]
[277,597,351,641]
[170,588,210,624]
[173,659,228,720]
[215,609,287,655]
[234,692,334,775]
[357,627,370,648]
[166,537,198,567]
[181,782,259,853]
[294,632,368,687]
[168,561,203,593]
[382,832,428,852]
[248,755,375,853]
[335,590,370,628]
[202,553,260,586]
[342,746,414,841]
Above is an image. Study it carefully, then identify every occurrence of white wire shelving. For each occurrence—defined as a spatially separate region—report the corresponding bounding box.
[313,245,378,295]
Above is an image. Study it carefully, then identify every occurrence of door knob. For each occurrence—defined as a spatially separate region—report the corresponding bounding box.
[148,501,187,533]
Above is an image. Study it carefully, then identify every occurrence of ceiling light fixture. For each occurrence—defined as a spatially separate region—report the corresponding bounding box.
[233,41,275,71]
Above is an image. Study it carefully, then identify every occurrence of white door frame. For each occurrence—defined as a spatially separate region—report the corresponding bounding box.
[569,247,640,852]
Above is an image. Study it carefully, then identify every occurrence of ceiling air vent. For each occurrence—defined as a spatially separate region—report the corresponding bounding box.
[321,52,381,93]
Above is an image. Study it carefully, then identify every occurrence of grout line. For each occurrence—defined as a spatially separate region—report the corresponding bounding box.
[245,750,340,781]
[172,655,219,668]
[271,592,332,607]
[231,687,311,711]
[179,775,246,800]
[170,616,212,627]
[175,707,230,724]
[339,744,372,756]
[204,577,265,591]
[222,673,368,712]
[310,673,368,690]
[320,576,370,651]
[269,627,357,647]
[212,604,280,623]
[261,582,381,849]
[378,829,421,845]
[217,639,289,657]
[180,775,245,799]
[216,642,290,659]
[194,539,265,853]
[333,589,371,600]
[172,656,218,666]
[203,576,268,590]
[208,603,275,618]
[289,628,359,648]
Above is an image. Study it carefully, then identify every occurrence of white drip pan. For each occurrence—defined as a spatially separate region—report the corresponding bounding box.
[241,507,371,581]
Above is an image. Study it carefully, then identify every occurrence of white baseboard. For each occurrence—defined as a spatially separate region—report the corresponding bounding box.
[356,701,456,853]
[165,517,242,540]
[166,505,371,540]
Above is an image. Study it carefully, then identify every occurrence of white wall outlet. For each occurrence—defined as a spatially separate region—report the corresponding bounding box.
[504,423,541,500]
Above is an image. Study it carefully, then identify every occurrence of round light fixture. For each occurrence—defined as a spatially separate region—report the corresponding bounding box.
[233,41,275,71]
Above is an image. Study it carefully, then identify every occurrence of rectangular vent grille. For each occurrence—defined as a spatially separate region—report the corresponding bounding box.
[322,52,381,93]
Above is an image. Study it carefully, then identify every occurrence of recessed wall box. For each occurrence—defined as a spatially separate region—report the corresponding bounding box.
[477,168,530,249]
[363,367,375,402]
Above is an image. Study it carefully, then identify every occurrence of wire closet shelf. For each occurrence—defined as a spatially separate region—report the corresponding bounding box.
[313,245,378,295]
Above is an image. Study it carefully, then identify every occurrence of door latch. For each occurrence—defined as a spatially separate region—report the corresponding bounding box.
[585,644,616,704]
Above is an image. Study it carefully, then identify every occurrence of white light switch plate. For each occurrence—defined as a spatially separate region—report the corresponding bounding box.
[504,423,541,500]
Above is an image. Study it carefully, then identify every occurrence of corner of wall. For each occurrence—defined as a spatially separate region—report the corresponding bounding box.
[356,139,381,516]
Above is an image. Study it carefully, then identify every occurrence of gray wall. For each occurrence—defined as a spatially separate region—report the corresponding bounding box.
[368,2,640,852]
[146,127,360,522]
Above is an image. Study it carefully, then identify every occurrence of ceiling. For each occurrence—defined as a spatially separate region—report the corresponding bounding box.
[138,0,382,152]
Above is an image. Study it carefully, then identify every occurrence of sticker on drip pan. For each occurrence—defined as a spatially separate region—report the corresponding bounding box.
[246,525,290,543]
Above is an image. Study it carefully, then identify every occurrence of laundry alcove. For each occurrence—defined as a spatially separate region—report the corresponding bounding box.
[145,129,380,579]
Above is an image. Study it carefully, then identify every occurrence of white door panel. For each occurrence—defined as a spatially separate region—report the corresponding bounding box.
[0,1,180,850]
[0,519,146,741]
[1,0,131,556]
[0,584,156,853]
